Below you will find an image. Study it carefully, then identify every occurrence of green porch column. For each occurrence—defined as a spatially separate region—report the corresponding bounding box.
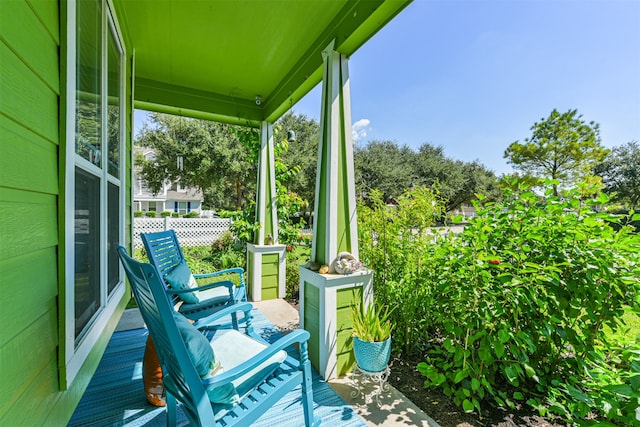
[311,47,359,265]
[246,121,286,301]
[300,44,372,380]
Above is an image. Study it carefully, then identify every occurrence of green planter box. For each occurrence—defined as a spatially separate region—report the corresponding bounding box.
[246,243,286,301]
[299,267,374,380]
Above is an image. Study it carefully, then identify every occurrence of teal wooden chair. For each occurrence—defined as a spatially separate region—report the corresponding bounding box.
[141,230,246,321]
[116,246,317,426]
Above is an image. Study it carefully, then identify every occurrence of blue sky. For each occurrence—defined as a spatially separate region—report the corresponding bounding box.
[289,0,640,175]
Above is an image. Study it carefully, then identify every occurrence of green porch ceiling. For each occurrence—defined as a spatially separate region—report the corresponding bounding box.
[113,0,412,126]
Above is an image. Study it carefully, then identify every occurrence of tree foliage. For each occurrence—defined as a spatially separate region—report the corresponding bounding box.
[355,140,500,211]
[595,140,640,209]
[504,109,609,195]
[275,112,320,208]
[355,140,415,200]
[135,112,501,214]
[135,113,258,210]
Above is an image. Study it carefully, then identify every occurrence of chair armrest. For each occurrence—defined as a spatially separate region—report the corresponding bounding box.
[202,329,311,387]
[165,279,234,296]
[194,267,245,285]
[192,302,254,330]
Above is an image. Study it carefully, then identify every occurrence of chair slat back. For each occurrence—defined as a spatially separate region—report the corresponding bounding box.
[141,230,185,278]
[116,246,216,425]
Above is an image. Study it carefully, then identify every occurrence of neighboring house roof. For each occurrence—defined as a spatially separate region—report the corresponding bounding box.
[166,189,203,202]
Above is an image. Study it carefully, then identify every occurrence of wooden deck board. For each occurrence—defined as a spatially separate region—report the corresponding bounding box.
[69,308,366,426]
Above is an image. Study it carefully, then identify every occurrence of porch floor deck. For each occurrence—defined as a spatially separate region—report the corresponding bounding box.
[69,307,366,426]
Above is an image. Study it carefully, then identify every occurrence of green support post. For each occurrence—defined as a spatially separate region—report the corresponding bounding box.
[247,121,285,301]
[299,43,372,379]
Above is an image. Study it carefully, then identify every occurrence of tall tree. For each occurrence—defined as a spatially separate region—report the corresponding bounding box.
[135,113,258,210]
[354,140,499,211]
[411,144,499,211]
[411,144,464,208]
[449,161,501,210]
[595,141,640,209]
[354,140,415,202]
[504,109,609,195]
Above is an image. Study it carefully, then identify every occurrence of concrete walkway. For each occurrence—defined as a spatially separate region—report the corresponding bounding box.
[253,299,440,427]
[117,300,440,427]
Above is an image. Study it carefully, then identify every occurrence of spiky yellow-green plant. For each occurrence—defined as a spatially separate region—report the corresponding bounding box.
[351,300,393,342]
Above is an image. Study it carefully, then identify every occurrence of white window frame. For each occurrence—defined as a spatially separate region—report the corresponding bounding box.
[63,0,126,385]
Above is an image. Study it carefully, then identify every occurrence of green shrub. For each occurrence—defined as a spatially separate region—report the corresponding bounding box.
[181,245,244,288]
[171,212,180,218]
[413,181,640,422]
[210,231,246,270]
[218,209,240,219]
[285,245,310,301]
[134,210,144,217]
[145,211,157,218]
[184,211,200,218]
[358,185,444,354]
[160,211,172,218]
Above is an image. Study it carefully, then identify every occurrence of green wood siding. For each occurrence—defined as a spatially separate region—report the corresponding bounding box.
[0,42,59,143]
[335,286,361,376]
[0,0,62,423]
[0,1,130,424]
[0,0,59,91]
[303,283,320,372]
[0,249,58,348]
[0,118,58,194]
[0,188,58,260]
[261,253,279,300]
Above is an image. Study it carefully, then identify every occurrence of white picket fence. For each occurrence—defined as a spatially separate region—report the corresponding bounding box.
[133,217,232,249]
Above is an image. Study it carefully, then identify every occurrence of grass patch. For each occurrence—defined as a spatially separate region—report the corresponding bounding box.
[606,306,640,346]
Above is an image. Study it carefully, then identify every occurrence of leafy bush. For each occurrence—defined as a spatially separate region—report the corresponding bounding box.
[145,211,157,218]
[413,181,640,422]
[134,210,144,217]
[358,185,444,354]
[285,245,311,301]
[184,211,200,218]
[217,209,241,219]
[277,190,307,246]
[160,211,172,217]
[182,245,244,288]
[228,206,260,243]
[210,231,246,270]
[171,212,180,218]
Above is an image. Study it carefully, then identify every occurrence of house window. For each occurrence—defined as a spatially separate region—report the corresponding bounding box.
[65,0,125,384]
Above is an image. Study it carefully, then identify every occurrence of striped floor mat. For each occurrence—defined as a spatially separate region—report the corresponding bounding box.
[69,308,366,427]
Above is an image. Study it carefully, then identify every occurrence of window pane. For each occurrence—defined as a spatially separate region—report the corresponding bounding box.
[76,0,102,167]
[75,167,101,339]
[107,182,120,293]
[107,27,121,177]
